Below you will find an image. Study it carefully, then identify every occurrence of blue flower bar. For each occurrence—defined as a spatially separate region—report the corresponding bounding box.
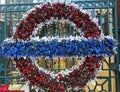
[0,38,117,58]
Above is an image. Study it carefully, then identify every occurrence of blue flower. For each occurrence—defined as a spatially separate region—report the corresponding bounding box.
[0,37,117,58]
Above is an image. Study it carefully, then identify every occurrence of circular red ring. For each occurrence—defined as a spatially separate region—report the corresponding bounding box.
[13,2,103,91]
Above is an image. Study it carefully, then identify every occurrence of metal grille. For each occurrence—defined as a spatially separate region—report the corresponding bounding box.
[0,0,119,92]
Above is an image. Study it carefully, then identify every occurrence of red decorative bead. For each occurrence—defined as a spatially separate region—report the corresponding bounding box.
[59,10,64,15]
[58,74,63,80]
[28,13,33,18]
[74,10,79,16]
[71,71,76,76]
[79,69,83,73]
[89,66,95,71]
[88,56,93,61]
[35,6,40,11]
[96,63,101,68]
[89,29,94,33]
[58,3,63,7]
[85,61,90,67]
[73,18,79,23]
[53,8,58,12]
[95,31,101,37]
[66,11,71,16]
[50,84,55,92]
[46,10,51,15]
[22,28,26,34]
[85,33,91,38]
[43,4,47,8]
[69,5,74,10]
[33,82,38,85]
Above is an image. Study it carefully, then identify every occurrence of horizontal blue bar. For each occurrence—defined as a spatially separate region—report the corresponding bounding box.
[0,37,117,58]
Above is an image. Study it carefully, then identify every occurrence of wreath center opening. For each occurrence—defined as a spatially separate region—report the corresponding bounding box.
[35,21,84,73]
[35,57,84,73]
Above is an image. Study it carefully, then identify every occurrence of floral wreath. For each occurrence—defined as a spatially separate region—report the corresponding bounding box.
[0,2,117,91]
